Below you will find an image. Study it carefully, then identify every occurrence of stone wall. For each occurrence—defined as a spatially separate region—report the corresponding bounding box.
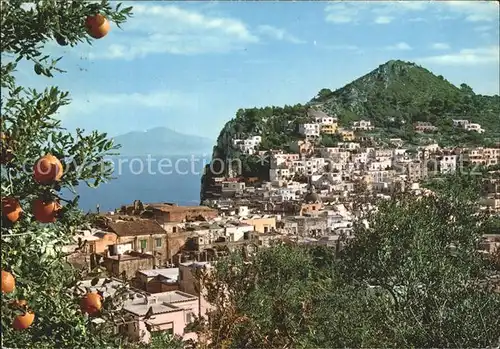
[103,255,154,279]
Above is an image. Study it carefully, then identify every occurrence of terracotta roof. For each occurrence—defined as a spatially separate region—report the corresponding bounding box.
[146,204,215,213]
[106,219,165,237]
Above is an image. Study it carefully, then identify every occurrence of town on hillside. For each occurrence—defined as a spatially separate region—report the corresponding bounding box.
[61,108,500,344]
[2,2,499,347]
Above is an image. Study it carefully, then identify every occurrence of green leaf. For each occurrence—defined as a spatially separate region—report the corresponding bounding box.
[34,63,43,75]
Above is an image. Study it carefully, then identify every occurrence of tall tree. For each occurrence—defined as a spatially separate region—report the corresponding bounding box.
[197,174,500,348]
[0,1,144,347]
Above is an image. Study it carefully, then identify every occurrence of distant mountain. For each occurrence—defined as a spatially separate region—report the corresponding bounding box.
[112,127,214,156]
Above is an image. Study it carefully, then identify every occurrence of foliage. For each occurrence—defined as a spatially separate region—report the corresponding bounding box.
[213,105,308,162]
[126,332,186,349]
[205,105,309,182]
[198,174,500,348]
[0,2,184,348]
[237,154,270,179]
[319,133,342,147]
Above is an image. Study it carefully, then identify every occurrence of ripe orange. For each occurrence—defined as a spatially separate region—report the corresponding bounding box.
[1,270,15,293]
[80,292,102,315]
[12,310,35,330]
[1,197,22,223]
[32,199,61,223]
[33,154,64,185]
[85,14,110,39]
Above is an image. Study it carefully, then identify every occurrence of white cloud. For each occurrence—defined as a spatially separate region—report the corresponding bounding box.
[325,1,425,24]
[409,17,426,22]
[442,1,499,22]
[474,25,494,32]
[257,25,305,44]
[385,42,412,51]
[66,3,304,60]
[374,16,394,24]
[60,90,193,117]
[324,1,499,24]
[431,42,450,50]
[85,3,259,60]
[418,46,500,66]
[324,2,363,24]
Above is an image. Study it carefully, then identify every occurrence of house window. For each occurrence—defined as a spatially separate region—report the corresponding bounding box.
[140,239,147,250]
[155,238,162,248]
[186,311,194,324]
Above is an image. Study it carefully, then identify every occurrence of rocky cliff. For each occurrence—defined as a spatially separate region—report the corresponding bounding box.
[200,60,500,203]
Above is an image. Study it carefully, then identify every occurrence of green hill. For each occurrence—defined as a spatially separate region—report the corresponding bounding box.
[312,60,499,145]
[201,60,500,200]
[214,60,498,159]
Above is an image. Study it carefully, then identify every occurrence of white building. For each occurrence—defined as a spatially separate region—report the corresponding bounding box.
[368,170,394,183]
[291,157,326,176]
[464,123,485,133]
[452,119,485,133]
[319,147,341,157]
[308,109,337,125]
[237,206,250,217]
[369,159,393,171]
[393,148,408,157]
[224,223,254,242]
[277,187,297,201]
[270,168,291,182]
[338,142,360,150]
[298,123,320,138]
[324,212,352,232]
[351,152,369,164]
[439,155,457,174]
[352,120,374,131]
[232,136,262,154]
[313,115,337,125]
[452,119,469,127]
[373,149,393,161]
[270,153,300,168]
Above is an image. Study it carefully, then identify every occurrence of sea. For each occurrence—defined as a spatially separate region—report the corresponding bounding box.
[67,155,211,213]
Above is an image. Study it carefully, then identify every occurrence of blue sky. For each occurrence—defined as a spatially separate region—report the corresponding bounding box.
[17,1,499,140]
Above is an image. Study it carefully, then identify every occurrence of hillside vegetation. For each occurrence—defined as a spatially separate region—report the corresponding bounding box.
[198,175,500,348]
[212,60,500,171]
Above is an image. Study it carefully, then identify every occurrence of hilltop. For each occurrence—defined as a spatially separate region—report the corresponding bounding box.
[201,60,500,201]
[212,60,499,161]
[311,60,499,133]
